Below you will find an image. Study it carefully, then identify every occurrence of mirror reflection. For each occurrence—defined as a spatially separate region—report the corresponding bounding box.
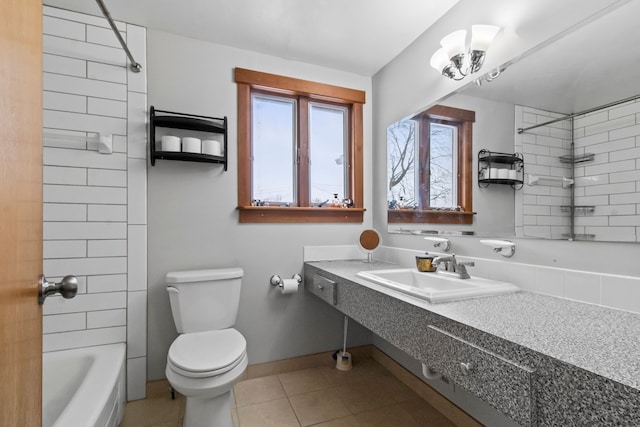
[387,105,475,226]
[387,1,640,242]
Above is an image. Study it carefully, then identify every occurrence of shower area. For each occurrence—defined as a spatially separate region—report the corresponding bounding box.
[515,95,640,242]
[41,0,149,406]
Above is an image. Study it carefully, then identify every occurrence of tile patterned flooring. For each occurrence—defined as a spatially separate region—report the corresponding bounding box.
[120,357,456,427]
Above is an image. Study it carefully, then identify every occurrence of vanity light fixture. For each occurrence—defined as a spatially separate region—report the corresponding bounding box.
[430,25,500,81]
[480,239,515,258]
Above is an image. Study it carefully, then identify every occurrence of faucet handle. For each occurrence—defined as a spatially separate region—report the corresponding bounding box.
[458,261,475,267]
[455,263,473,279]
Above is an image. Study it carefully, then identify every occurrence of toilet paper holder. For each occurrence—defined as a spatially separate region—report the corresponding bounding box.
[270,273,302,288]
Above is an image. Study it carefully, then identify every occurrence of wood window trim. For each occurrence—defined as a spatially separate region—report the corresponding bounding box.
[237,206,366,223]
[388,104,475,225]
[388,209,475,224]
[235,68,365,104]
[235,68,365,223]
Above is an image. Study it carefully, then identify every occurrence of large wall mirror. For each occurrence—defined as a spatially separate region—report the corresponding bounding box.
[387,1,640,242]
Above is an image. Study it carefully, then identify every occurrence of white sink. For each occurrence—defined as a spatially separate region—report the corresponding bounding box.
[356,268,519,303]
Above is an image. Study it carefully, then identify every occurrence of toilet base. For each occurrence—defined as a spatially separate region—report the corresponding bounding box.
[167,351,247,427]
[183,390,234,427]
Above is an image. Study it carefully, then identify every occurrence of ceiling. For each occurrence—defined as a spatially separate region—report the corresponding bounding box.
[44,0,460,76]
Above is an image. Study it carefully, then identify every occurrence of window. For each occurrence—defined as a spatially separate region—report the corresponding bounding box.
[387,105,475,224]
[235,68,365,223]
[251,94,296,203]
[308,102,349,204]
[429,122,457,208]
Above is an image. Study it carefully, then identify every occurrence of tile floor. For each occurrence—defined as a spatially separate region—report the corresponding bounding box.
[120,357,456,427]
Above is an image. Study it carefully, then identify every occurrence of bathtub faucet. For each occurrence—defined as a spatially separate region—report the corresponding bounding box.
[433,254,474,279]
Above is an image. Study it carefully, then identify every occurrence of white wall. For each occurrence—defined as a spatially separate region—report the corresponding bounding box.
[373,0,640,277]
[448,94,515,236]
[449,94,517,237]
[41,6,148,400]
[146,30,374,380]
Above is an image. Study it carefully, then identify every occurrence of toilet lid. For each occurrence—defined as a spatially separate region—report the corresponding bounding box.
[168,329,246,376]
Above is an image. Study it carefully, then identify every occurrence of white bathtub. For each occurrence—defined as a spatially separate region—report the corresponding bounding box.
[43,343,126,427]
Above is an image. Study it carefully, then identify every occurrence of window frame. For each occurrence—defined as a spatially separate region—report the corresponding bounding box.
[235,68,365,223]
[388,104,475,225]
[250,91,298,205]
[307,101,350,205]
[423,119,458,209]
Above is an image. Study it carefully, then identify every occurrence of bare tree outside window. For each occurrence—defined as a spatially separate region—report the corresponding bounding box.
[387,119,416,206]
[429,123,457,207]
[387,119,456,208]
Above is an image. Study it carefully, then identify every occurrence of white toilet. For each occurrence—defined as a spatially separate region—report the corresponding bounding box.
[165,268,247,427]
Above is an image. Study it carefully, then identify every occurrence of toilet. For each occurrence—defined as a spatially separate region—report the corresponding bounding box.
[165,268,247,427]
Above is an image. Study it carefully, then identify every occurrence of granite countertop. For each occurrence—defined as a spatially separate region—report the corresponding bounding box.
[306,259,640,391]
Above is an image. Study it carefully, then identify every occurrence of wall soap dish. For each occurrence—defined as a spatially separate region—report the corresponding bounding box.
[480,239,515,258]
[424,236,451,252]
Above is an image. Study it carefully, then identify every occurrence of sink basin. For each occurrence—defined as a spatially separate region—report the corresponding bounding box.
[356,268,519,303]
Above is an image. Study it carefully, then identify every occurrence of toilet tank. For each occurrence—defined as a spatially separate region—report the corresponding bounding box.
[166,268,243,334]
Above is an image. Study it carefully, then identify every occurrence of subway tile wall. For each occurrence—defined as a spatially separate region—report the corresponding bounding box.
[515,102,640,242]
[515,106,573,239]
[42,6,148,401]
[572,99,640,242]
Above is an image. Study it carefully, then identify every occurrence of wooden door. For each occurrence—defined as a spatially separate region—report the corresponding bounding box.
[0,0,44,426]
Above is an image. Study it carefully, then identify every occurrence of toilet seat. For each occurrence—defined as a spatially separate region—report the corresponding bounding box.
[168,328,246,378]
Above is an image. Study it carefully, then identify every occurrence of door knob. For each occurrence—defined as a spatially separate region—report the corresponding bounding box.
[39,274,78,305]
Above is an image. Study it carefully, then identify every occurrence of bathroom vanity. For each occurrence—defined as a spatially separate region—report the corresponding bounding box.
[304,260,640,426]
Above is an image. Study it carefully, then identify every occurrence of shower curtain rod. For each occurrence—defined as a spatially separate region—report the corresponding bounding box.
[95,0,141,73]
[517,92,640,134]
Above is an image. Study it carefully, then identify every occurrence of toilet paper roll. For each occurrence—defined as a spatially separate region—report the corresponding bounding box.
[202,139,222,156]
[182,137,202,153]
[280,279,299,294]
[161,135,181,152]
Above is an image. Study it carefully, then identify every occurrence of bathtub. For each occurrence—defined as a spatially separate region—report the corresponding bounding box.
[43,343,126,427]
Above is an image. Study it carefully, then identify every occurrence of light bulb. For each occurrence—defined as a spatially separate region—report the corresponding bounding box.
[430,49,451,72]
[440,30,467,60]
[470,25,500,52]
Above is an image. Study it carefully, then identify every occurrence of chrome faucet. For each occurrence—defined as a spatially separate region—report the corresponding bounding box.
[433,254,474,279]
